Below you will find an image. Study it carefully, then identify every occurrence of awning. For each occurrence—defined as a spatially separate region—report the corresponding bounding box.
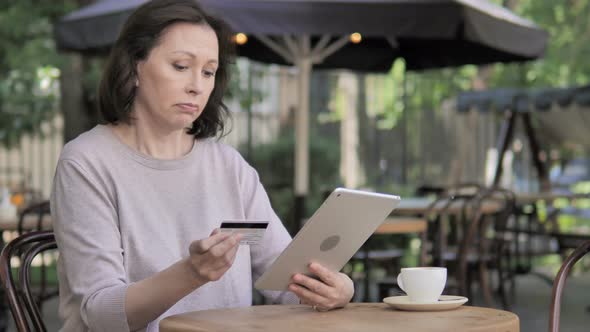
[457,85,590,148]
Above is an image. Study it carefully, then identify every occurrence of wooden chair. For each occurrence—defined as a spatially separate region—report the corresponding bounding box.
[548,240,590,332]
[16,201,56,313]
[423,184,483,295]
[469,187,517,309]
[506,194,590,289]
[0,231,57,332]
[17,201,51,234]
[425,185,516,308]
[376,183,483,301]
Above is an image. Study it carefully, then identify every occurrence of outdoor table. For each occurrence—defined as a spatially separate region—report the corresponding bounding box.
[159,303,519,332]
[375,216,427,235]
[515,192,590,205]
[0,214,52,232]
[394,197,502,216]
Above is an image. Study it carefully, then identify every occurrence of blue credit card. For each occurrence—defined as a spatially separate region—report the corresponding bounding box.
[220,220,269,245]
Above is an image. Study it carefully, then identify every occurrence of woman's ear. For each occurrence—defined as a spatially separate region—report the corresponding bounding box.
[135,63,143,87]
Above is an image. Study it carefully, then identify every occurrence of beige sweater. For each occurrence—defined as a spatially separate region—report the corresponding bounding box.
[51,125,296,332]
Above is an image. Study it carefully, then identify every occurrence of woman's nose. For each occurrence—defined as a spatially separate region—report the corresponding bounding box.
[185,75,204,95]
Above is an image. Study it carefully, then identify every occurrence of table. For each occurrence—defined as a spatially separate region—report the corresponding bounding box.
[515,192,590,205]
[0,214,52,232]
[375,217,427,235]
[159,303,519,332]
[395,197,502,216]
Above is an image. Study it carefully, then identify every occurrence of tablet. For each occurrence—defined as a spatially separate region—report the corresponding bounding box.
[255,188,401,291]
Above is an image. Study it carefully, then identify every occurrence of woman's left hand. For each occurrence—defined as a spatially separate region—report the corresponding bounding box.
[289,262,354,311]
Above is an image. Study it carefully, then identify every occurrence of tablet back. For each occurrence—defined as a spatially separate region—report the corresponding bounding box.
[255,188,401,290]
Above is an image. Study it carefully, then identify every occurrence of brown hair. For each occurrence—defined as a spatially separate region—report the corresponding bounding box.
[98,0,235,138]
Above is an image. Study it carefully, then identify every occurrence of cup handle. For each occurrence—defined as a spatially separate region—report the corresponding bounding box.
[397,274,405,293]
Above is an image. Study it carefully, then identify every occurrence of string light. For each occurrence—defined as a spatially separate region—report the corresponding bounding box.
[350,32,362,44]
[234,33,248,45]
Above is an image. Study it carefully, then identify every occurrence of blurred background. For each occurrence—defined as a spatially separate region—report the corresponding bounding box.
[2,1,589,230]
[1,1,590,330]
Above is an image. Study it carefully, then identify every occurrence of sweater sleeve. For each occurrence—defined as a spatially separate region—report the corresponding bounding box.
[239,163,299,304]
[51,158,131,331]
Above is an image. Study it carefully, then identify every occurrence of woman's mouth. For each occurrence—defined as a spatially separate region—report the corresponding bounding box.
[176,103,199,113]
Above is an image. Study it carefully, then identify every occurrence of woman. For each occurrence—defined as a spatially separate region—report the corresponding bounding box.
[50,0,354,331]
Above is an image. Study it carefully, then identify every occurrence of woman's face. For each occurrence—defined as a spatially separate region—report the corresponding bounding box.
[133,22,219,132]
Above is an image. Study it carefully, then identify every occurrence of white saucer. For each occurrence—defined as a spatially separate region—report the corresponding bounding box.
[383,295,468,311]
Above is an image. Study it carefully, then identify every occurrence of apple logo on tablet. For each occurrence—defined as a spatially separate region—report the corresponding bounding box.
[320,235,340,252]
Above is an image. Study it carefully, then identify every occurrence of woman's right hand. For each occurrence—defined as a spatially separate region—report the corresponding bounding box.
[187,229,242,284]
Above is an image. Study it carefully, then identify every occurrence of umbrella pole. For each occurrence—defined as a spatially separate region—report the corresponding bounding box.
[294,55,311,230]
[254,34,350,231]
[292,35,351,230]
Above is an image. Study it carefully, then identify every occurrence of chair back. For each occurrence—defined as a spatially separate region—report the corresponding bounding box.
[18,201,51,234]
[424,184,482,266]
[424,185,515,306]
[421,184,483,296]
[0,231,57,332]
[549,240,590,332]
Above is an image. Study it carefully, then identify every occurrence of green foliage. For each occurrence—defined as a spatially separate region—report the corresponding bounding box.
[371,1,590,189]
[225,60,267,112]
[244,132,341,233]
[0,0,75,148]
[380,0,590,117]
[489,0,590,87]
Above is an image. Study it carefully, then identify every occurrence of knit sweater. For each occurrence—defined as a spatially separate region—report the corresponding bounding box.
[50,125,296,332]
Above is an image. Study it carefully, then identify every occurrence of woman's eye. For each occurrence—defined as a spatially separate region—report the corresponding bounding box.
[173,64,188,71]
[204,70,216,78]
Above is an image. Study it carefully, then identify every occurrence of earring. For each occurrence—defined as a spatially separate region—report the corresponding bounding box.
[135,79,139,87]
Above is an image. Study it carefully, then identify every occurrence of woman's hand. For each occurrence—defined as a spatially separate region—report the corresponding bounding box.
[187,229,241,284]
[289,262,354,311]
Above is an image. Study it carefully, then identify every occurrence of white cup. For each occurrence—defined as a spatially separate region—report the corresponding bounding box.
[396,267,447,303]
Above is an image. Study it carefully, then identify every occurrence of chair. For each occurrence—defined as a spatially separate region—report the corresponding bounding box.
[425,185,516,308]
[0,231,57,332]
[470,187,517,309]
[507,193,590,287]
[18,200,51,234]
[374,183,482,302]
[548,240,590,332]
[16,201,56,313]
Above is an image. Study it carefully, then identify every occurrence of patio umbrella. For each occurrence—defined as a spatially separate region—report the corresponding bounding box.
[55,0,548,221]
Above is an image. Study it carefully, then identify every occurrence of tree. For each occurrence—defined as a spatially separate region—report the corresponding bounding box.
[0,0,75,147]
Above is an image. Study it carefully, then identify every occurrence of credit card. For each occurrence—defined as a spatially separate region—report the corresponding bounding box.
[219,220,269,245]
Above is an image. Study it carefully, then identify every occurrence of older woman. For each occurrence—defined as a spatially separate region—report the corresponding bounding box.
[50,0,354,331]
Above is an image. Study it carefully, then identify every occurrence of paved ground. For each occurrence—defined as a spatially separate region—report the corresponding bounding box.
[6,271,590,331]
[510,272,590,332]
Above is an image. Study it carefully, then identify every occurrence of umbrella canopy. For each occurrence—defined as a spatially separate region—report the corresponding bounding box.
[55,0,548,206]
[56,0,547,71]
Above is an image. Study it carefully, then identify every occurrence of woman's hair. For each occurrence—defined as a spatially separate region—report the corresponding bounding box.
[98,0,235,138]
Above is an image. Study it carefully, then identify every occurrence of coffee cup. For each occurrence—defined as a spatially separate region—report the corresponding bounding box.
[396,267,447,303]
